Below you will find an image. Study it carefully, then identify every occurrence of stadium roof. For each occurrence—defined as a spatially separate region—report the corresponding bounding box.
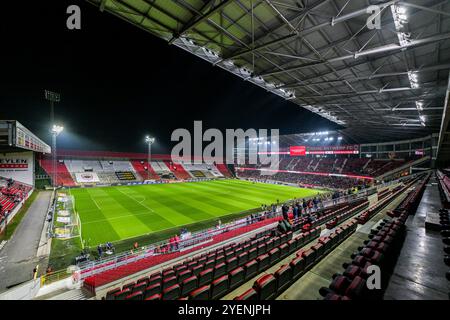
[437,72,450,163]
[86,0,450,143]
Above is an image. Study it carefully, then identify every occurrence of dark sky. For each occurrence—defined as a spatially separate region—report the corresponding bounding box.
[0,0,339,154]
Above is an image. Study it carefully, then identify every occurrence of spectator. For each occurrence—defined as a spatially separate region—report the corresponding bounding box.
[174,234,180,250]
[293,205,299,219]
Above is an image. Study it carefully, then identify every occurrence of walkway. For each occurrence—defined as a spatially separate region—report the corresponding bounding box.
[384,176,449,299]
[0,191,52,292]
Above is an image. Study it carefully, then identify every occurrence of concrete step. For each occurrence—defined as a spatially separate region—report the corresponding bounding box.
[47,288,91,300]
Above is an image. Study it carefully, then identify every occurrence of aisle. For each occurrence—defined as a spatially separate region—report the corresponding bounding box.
[384,176,449,300]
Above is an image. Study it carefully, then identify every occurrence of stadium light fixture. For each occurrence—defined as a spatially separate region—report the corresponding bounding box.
[51,125,64,135]
[145,136,156,181]
[145,136,155,144]
[338,136,343,140]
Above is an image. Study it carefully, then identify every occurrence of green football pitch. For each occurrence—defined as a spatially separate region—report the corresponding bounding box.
[70,179,323,246]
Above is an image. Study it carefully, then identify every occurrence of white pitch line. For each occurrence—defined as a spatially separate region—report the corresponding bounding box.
[82,211,157,225]
[88,193,102,211]
[116,188,155,213]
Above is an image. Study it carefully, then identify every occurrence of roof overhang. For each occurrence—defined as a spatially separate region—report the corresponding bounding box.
[86,0,450,143]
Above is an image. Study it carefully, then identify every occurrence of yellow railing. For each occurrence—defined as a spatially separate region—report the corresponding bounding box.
[41,269,71,286]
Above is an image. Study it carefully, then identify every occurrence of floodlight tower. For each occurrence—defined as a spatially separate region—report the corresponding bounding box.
[51,125,64,188]
[145,136,155,180]
[45,90,61,126]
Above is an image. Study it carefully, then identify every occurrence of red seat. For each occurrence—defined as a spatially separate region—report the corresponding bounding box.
[243,259,258,280]
[198,268,213,286]
[162,276,177,289]
[178,269,192,283]
[228,267,245,289]
[256,254,270,271]
[162,284,181,300]
[234,288,258,300]
[226,256,238,271]
[289,256,305,279]
[125,291,143,300]
[144,293,161,300]
[211,275,229,299]
[181,275,198,296]
[144,283,161,299]
[113,288,131,300]
[214,262,227,279]
[253,274,277,300]
[189,285,210,300]
[268,248,280,265]
[274,264,292,293]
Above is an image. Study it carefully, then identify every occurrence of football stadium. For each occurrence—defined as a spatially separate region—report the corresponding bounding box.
[0,0,449,306]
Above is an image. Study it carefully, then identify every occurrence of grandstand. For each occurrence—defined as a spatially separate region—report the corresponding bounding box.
[0,121,48,235]
[1,0,450,305]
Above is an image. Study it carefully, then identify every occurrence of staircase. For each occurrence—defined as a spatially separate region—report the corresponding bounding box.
[339,158,348,174]
[47,289,92,300]
[362,158,371,171]
[313,158,322,171]
[164,160,192,180]
[130,160,160,180]
[287,158,299,170]
[39,159,76,186]
[215,163,232,177]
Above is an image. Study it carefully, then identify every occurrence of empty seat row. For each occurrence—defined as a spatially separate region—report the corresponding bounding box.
[319,183,429,301]
[104,229,294,300]
[291,199,368,233]
[234,221,358,300]
[325,200,370,229]
[356,182,414,225]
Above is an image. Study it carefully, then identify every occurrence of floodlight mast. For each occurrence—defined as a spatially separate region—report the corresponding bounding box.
[145,136,155,181]
[51,125,64,188]
[45,90,60,126]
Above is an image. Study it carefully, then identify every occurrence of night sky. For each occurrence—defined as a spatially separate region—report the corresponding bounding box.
[0,0,339,154]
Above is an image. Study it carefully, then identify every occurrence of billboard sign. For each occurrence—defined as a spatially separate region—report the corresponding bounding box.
[0,152,34,185]
[75,172,100,183]
[289,146,306,156]
[290,144,359,156]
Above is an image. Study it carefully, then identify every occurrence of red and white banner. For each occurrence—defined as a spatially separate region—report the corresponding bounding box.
[290,146,306,156]
[75,172,100,183]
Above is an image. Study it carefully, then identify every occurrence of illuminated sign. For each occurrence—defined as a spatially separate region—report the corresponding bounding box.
[290,146,306,156]
[415,149,424,156]
[289,144,359,156]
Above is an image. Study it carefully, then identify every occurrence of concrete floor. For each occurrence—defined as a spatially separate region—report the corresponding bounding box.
[0,191,52,292]
[384,177,449,300]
